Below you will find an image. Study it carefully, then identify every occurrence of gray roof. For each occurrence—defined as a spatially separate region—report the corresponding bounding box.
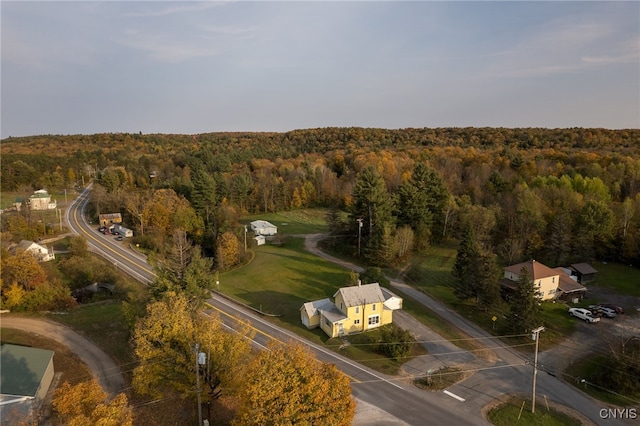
[334,283,385,307]
[320,305,348,323]
[1,344,54,397]
[300,298,334,318]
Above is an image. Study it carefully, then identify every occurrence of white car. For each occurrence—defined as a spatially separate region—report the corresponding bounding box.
[568,307,600,323]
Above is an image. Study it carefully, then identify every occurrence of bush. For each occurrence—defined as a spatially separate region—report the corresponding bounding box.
[377,324,412,361]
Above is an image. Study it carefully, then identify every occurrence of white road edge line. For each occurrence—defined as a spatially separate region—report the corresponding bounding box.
[443,390,465,402]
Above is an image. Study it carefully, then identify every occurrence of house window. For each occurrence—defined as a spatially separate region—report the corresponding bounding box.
[368,315,380,326]
[340,302,343,310]
[355,307,360,314]
[354,319,360,325]
[372,304,376,311]
[548,288,555,295]
[325,318,331,327]
[552,277,555,283]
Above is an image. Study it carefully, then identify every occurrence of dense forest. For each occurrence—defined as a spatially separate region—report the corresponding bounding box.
[2,127,640,268]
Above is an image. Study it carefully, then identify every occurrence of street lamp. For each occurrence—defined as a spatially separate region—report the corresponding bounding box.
[356,219,363,257]
[531,326,545,413]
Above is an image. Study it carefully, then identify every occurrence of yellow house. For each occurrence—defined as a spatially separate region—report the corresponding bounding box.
[300,282,402,338]
[501,260,560,301]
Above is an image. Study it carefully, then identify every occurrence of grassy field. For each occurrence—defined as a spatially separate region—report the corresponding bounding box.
[242,208,330,234]
[593,262,640,297]
[220,237,352,343]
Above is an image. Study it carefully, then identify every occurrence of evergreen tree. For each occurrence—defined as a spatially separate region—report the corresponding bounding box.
[507,267,542,334]
[397,163,450,248]
[476,251,502,312]
[350,166,394,264]
[189,163,217,225]
[452,225,481,301]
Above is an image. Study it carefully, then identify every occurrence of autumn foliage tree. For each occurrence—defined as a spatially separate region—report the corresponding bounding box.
[132,293,253,403]
[233,342,355,426]
[52,380,132,426]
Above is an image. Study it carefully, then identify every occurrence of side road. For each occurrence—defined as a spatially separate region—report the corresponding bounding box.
[0,315,125,396]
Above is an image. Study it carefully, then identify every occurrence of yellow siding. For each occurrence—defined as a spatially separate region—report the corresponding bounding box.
[537,276,558,301]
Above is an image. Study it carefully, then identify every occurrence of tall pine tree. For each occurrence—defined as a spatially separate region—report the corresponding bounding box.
[506,267,542,334]
[350,166,394,264]
[452,225,481,301]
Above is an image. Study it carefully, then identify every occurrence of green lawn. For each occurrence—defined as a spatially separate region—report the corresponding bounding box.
[1,192,22,209]
[220,237,352,343]
[242,208,330,234]
[593,262,640,297]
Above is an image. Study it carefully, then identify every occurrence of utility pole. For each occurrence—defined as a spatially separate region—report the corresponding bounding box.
[356,218,363,257]
[531,326,545,413]
[195,343,203,426]
[244,225,247,252]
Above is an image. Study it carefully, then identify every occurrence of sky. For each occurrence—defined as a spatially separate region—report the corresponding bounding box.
[1,1,639,138]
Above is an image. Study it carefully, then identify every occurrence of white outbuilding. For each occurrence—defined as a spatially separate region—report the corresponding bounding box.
[250,220,278,236]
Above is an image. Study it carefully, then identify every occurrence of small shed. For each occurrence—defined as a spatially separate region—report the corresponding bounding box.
[0,344,55,420]
[250,220,278,236]
[99,213,123,226]
[254,235,265,246]
[570,263,598,284]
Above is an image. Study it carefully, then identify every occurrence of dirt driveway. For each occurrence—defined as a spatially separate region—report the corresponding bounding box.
[0,315,125,395]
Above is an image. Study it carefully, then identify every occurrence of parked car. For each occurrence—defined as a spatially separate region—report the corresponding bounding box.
[597,306,617,318]
[568,307,600,323]
[599,303,624,314]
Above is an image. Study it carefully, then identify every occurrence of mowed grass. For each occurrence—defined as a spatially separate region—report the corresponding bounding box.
[1,192,22,209]
[220,237,352,343]
[594,262,640,296]
[242,208,330,234]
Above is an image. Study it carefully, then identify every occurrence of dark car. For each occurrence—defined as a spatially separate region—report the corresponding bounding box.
[599,303,624,314]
